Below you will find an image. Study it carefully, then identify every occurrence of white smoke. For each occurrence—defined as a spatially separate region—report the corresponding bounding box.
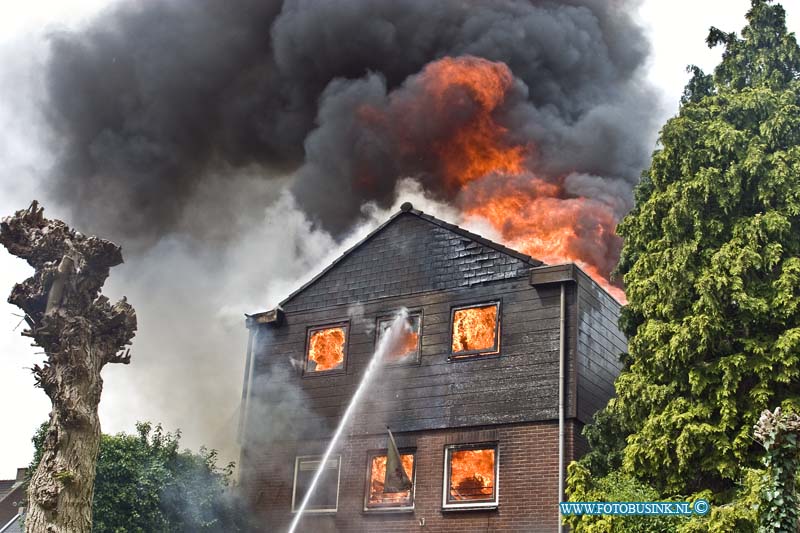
[97,176,456,465]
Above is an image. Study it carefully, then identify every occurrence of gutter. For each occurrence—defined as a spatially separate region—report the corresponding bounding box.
[529,264,575,532]
[237,326,255,446]
[238,308,284,482]
[559,281,566,531]
[0,513,22,533]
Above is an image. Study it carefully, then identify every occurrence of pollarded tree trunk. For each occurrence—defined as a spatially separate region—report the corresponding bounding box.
[0,202,136,533]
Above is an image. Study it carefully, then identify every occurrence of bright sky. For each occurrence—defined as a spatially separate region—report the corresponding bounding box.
[0,0,798,479]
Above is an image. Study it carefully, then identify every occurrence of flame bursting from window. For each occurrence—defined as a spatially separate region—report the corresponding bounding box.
[452,305,498,354]
[361,56,626,302]
[307,327,345,372]
[368,454,414,505]
[449,448,496,501]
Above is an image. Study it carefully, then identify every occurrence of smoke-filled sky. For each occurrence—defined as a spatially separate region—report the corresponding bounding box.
[1,0,798,478]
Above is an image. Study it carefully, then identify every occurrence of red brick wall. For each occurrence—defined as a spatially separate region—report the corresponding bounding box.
[241,420,586,532]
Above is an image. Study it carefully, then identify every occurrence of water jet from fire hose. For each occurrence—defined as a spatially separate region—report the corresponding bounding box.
[287,309,412,533]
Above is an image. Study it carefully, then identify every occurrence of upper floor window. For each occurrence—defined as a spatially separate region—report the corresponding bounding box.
[292,455,341,513]
[364,449,416,511]
[450,303,500,359]
[442,443,499,510]
[305,323,348,374]
[376,313,422,365]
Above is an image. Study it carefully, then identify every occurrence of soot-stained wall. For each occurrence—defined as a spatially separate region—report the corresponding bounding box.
[240,209,625,532]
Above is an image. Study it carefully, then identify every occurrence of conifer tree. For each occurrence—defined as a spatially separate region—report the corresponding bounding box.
[578,0,800,499]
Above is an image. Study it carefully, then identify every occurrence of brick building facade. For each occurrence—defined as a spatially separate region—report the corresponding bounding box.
[239,204,625,532]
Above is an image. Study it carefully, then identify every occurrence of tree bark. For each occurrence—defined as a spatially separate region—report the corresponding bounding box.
[0,202,136,533]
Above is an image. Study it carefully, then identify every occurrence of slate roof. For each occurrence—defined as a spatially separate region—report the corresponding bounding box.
[278,202,543,313]
[0,513,22,533]
[0,483,13,503]
[0,477,24,533]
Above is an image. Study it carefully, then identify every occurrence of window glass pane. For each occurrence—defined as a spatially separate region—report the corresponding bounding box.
[377,314,421,364]
[451,304,498,355]
[293,457,339,511]
[366,453,415,507]
[306,326,346,372]
[448,448,496,502]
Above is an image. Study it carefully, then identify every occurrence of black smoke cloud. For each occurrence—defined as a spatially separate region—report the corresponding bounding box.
[44,0,655,243]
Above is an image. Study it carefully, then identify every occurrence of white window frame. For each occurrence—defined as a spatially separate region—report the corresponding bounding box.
[442,443,500,510]
[291,455,341,513]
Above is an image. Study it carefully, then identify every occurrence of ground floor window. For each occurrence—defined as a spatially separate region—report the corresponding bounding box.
[442,443,499,509]
[292,455,341,513]
[364,450,416,511]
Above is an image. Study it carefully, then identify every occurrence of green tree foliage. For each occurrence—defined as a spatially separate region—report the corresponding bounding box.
[29,422,244,532]
[676,470,761,533]
[564,463,684,532]
[754,408,800,532]
[568,0,800,520]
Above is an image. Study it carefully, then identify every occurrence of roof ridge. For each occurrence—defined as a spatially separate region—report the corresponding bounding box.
[0,513,22,533]
[404,205,540,267]
[274,202,542,311]
[0,480,24,507]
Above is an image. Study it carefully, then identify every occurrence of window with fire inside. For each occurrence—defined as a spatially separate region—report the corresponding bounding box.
[443,443,499,510]
[450,302,501,359]
[376,312,422,365]
[304,322,349,375]
[364,449,416,511]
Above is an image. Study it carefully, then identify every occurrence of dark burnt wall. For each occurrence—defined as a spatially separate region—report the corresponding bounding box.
[574,268,626,424]
[243,210,625,451]
[280,212,534,313]
[248,274,573,439]
[241,211,627,531]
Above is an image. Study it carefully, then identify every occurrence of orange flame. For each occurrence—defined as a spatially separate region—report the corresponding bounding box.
[307,327,345,372]
[368,454,414,505]
[380,316,420,363]
[417,57,527,189]
[452,304,498,354]
[462,178,626,302]
[449,448,496,501]
[388,329,419,363]
[363,56,627,302]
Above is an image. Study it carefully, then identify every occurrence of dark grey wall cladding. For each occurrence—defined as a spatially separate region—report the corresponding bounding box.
[250,277,568,439]
[282,213,533,313]
[575,269,626,424]
[246,210,625,442]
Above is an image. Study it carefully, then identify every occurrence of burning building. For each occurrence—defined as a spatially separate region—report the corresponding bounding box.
[238,202,625,532]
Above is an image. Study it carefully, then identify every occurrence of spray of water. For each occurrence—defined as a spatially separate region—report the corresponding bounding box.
[287,308,410,533]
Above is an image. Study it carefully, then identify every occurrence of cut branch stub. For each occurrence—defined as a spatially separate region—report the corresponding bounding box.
[0,201,136,364]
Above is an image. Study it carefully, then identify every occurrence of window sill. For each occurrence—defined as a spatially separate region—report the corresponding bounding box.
[383,358,421,367]
[448,352,501,362]
[441,504,499,512]
[363,506,415,514]
[301,368,347,378]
